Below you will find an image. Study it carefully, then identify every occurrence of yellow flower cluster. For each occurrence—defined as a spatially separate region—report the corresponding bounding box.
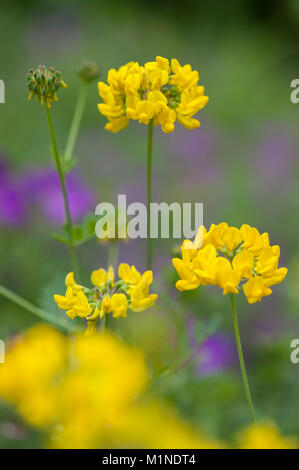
[172,223,287,303]
[0,325,219,449]
[53,264,158,324]
[97,56,209,133]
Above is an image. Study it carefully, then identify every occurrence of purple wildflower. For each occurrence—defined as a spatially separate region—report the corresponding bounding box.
[19,167,95,225]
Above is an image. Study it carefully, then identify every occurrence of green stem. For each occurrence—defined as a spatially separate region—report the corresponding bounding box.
[146,119,154,269]
[107,242,119,269]
[64,81,88,161]
[45,107,79,278]
[230,294,257,426]
[0,284,79,333]
[104,314,109,332]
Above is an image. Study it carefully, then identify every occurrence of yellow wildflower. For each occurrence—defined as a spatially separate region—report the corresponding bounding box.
[91,266,114,288]
[99,294,112,319]
[0,325,218,449]
[173,223,287,302]
[111,293,128,319]
[53,264,158,332]
[97,56,209,133]
[118,263,142,284]
[232,250,254,279]
[215,257,240,295]
[243,277,272,304]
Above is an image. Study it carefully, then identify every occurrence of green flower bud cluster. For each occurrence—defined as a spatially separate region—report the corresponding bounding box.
[26,65,67,108]
[162,85,181,109]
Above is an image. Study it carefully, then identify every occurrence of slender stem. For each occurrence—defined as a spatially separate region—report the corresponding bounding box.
[104,314,109,332]
[107,242,119,269]
[64,81,88,161]
[0,284,79,333]
[230,294,257,426]
[45,107,79,278]
[146,119,154,269]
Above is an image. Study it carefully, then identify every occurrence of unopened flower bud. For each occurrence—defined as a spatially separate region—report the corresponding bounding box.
[26,65,68,108]
[77,59,100,83]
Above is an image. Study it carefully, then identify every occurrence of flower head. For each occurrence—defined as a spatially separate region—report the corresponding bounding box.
[172,223,287,303]
[97,56,209,133]
[26,65,67,108]
[53,264,158,327]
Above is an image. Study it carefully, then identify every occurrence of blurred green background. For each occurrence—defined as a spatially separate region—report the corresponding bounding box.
[0,0,299,448]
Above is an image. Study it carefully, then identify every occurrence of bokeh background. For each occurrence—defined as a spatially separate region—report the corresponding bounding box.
[0,0,299,448]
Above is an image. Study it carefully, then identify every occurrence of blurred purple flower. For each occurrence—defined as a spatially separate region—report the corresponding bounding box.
[0,159,27,227]
[196,333,236,375]
[252,125,296,188]
[20,167,95,225]
[187,317,235,375]
[169,127,222,185]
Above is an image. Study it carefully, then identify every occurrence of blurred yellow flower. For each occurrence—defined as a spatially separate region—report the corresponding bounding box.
[172,223,287,303]
[97,56,209,133]
[0,325,219,449]
[239,422,297,449]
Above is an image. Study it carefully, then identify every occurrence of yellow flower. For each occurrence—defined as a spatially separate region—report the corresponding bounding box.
[118,263,142,285]
[170,58,199,91]
[0,325,219,449]
[239,422,296,449]
[173,223,287,302]
[203,222,228,250]
[99,294,112,319]
[129,273,158,312]
[53,287,76,311]
[97,56,209,133]
[215,257,240,295]
[172,257,201,291]
[53,282,91,319]
[222,227,242,252]
[240,224,269,253]
[144,56,170,90]
[111,293,128,319]
[192,244,218,285]
[232,250,254,279]
[243,277,272,304]
[65,272,82,292]
[91,266,114,288]
[255,245,280,276]
[69,291,92,319]
[175,86,209,130]
[54,265,158,331]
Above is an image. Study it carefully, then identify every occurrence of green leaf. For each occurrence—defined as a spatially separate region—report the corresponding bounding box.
[71,226,84,241]
[82,213,97,236]
[52,232,71,245]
